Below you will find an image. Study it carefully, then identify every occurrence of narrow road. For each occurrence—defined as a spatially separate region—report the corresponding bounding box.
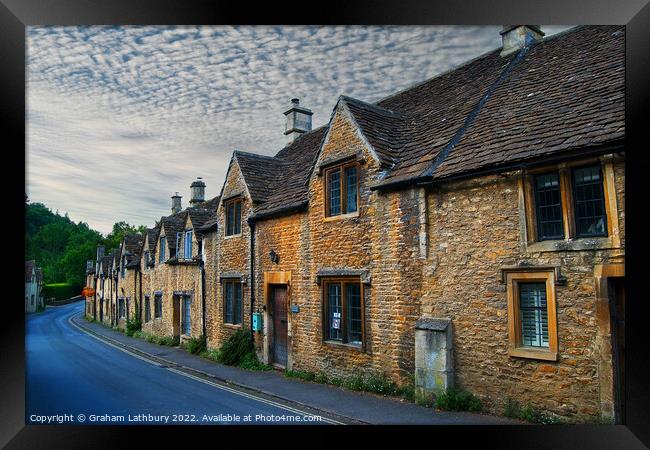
[25,302,327,425]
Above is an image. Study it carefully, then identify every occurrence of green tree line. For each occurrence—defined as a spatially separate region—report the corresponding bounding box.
[25,200,147,289]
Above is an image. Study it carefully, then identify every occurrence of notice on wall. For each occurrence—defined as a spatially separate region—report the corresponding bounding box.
[332,312,341,329]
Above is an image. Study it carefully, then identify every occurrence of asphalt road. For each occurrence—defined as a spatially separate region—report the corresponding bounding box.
[25,302,326,425]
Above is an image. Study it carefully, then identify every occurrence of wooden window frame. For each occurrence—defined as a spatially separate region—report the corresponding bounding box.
[321,277,365,350]
[523,158,616,245]
[225,198,243,237]
[223,280,243,325]
[181,295,192,336]
[506,270,558,361]
[324,162,360,219]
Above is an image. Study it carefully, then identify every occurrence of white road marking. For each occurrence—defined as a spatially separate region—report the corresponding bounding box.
[69,312,344,425]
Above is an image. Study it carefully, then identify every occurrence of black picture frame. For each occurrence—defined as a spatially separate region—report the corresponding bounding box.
[4,0,649,447]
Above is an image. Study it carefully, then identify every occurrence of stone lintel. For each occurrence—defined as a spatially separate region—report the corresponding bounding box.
[316,268,371,284]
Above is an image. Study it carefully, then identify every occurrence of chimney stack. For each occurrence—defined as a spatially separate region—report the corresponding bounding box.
[500,25,544,56]
[284,98,313,142]
[189,178,206,207]
[171,192,182,214]
[96,245,105,261]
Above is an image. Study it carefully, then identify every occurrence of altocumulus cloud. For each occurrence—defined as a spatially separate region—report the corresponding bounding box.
[27,25,571,233]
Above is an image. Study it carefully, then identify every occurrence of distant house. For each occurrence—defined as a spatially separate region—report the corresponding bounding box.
[25,260,44,312]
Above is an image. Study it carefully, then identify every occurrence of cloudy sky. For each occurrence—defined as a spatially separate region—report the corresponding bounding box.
[26,25,571,234]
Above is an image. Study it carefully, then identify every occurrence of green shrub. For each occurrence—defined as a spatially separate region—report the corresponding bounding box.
[329,377,343,387]
[503,398,564,424]
[365,373,399,396]
[239,352,272,371]
[397,375,415,402]
[435,387,483,412]
[315,372,329,384]
[199,349,222,363]
[216,330,253,366]
[144,333,157,343]
[42,283,80,302]
[344,374,365,391]
[184,335,207,355]
[285,369,316,381]
[157,335,178,346]
[125,317,142,337]
[132,330,144,339]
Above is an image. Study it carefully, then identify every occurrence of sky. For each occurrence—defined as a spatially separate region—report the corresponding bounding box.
[26,25,572,234]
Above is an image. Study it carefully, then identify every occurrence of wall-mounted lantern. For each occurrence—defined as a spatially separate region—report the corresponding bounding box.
[269,249,279,264]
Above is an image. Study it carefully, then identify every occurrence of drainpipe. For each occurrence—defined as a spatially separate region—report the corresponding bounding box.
[200,240,207,337]
[247,218,256,336]
[134,266,138,322]
[139,269,143,324]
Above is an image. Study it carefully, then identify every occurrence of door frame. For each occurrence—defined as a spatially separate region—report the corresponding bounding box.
[594,262,625,422]
[172,294,181,341]
[263,271,292,369]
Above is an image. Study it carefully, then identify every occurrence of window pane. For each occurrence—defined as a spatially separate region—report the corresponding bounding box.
[234,283,242,324]
[226,203,234,235]
[185,231,192,258]
[225,283,233,323]
[572,166,607,237]
[519,283,549,348]
[183,297,191,335]
[345,166,357,213]
[327,283,342,340]
[347,283,362,344]
[235,201,241,234]
[328,170,341,216]
[534,173,564,240]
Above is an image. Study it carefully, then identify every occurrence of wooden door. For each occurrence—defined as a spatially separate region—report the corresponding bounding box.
[270,285,288,367]
[172,295,180,340]
[609,277,625,424]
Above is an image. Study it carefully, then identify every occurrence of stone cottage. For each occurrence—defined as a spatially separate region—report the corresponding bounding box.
[25,260,44,312]
[89,25,624,422]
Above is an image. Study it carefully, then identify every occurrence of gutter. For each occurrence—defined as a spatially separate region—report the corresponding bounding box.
[248,201,308,223]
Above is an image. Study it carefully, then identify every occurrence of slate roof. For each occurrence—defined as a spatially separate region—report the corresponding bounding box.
[161,212,187,253]
[34,267,43,284]
[187,207,217,238]
[249,127,327,218]
[123,233,144,267]
[373,25,625,186]
[145,225,160,254]
[240,26,622,219]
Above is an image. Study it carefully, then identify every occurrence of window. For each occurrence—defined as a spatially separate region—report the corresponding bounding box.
[176,232,182,258]
[118,298,126,319]
[144,295,151,322]
[533,172,564,240]
[225,199,242,236]
[184,230,193,258]
[505,270,558,361]
[223,281,242,325]
[325,162,359,217]
[526,162,612,244]
[572,166,607,237]
[182,296,191,335]
[143,251,149,271]
[159,237,166,263]
[154,293,163,318]
[322,278,364,346]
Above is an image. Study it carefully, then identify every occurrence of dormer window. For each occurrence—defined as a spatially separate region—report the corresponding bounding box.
[184,230,193,258]
[225,199,242,236]
[159,236,166,263]
[325,162,358,217]
[143,251,150,271]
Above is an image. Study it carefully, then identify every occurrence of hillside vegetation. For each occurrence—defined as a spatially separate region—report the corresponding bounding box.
[25,200,147,290]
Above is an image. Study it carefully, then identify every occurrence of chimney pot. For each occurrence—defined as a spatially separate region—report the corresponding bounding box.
[284,98,313,142]
[500,25,544,57]
[171,192,182,214]
[189,178,206,206]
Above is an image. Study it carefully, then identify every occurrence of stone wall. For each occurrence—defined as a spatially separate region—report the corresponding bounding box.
[206,160,252,350]
[419,157,625,420]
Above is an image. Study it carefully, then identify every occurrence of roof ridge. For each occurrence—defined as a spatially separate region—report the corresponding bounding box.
[234,150,280,160]
[375,25,585,109]
[422,45,531,178]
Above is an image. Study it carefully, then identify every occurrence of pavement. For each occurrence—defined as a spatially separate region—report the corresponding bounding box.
[65,302,521,425]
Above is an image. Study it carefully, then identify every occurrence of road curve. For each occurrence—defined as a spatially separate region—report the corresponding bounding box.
[26,302,325,425]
